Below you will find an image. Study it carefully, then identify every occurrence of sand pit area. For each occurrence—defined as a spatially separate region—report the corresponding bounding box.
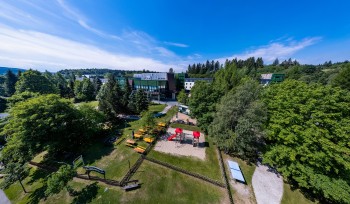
[154,127,206,160]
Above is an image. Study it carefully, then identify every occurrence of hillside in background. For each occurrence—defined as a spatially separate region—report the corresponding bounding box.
[0,67,26,75]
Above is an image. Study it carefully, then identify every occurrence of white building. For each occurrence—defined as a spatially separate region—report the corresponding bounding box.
[184,78,213,91]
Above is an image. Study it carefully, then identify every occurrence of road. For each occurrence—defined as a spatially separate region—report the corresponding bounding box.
[0,190,10,204]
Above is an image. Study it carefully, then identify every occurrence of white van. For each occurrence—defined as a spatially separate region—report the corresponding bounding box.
[178,105,190,115]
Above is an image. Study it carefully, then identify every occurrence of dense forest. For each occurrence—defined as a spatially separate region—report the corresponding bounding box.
[58,68,156,78]
[185,58,350,203]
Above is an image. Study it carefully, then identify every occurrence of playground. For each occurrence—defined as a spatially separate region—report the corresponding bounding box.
[2,103,313,204]
[153,127,206,160]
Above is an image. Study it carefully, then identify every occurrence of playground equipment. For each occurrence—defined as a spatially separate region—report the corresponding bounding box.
[167,134,177,141]
[193,131,201,147]
[83,166,106,179]
[168,128,185,143]
[72,155,85,169]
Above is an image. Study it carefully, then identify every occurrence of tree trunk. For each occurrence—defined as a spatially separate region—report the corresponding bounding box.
[18,179,26,193]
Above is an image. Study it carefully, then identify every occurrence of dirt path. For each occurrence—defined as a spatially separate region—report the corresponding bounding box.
[252,164,283,204]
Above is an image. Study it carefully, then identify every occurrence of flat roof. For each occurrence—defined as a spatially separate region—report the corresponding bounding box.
[185,78,213,82]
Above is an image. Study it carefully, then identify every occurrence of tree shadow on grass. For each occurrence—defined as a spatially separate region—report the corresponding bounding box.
[71,182,99,204]
[27,168,50,185]
[27,184,48,204]
[82,142,115,165]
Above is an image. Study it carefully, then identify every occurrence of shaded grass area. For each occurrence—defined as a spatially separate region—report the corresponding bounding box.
[281,183,316,204]
[169,123,202,132]
[4,166,51,204]
[148,136,222,181]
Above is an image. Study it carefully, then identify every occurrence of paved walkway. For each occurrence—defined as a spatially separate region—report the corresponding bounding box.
[160,105,173,114]
[0,190,11,204]
[252,164,283,204]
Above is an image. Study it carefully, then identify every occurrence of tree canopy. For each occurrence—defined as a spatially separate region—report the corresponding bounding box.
[1,94,101,164]
[263,80,350,203]
[209,79,266,161]
[15,70,58,94]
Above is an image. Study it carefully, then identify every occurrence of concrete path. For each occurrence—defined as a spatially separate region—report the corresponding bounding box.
[0,190,11,204]
[252,164,283,204]
[160,105,173,114]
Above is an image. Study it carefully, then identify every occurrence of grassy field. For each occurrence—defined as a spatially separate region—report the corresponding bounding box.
[42,160,226,204]
[281,183,316,204]
[169,123,202,132]
[148,136,222,181]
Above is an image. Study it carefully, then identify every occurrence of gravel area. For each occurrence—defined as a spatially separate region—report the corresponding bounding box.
[153,127,206,160]
[252,164,283,204]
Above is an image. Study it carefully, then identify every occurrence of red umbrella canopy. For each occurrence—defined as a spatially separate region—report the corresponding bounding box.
[175,128,183,133]
[193,131,200,138]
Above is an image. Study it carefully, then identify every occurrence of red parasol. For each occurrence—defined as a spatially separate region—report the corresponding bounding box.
[175,128,183,134]
[193,131,200,138]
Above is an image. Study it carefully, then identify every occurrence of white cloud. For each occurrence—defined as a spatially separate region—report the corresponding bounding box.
[217,37,321,63]
[0,25,177,72]
[57,0,122,40]
[164,41,189,48]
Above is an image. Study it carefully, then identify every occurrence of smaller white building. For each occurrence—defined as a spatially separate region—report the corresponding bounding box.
[184,78,213,91]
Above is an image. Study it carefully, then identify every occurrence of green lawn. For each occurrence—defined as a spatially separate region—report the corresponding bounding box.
[74,100,99,108]
[42,161,226,204]
[169,123,202,132]
[281,183,316,204]
[148,136,222,181]
[125,161,226,204]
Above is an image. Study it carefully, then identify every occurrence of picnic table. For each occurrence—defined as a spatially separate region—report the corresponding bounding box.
[126,139,136,144]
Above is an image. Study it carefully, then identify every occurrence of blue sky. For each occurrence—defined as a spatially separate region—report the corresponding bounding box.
[0,0,350,72]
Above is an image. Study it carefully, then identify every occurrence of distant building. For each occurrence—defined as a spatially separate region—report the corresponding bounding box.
[260,73,285,85]
[184,78,213,91]
[132,72,176,100]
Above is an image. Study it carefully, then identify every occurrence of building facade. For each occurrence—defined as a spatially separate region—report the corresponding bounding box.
[184,78,213,91]
[132,73,176,100]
